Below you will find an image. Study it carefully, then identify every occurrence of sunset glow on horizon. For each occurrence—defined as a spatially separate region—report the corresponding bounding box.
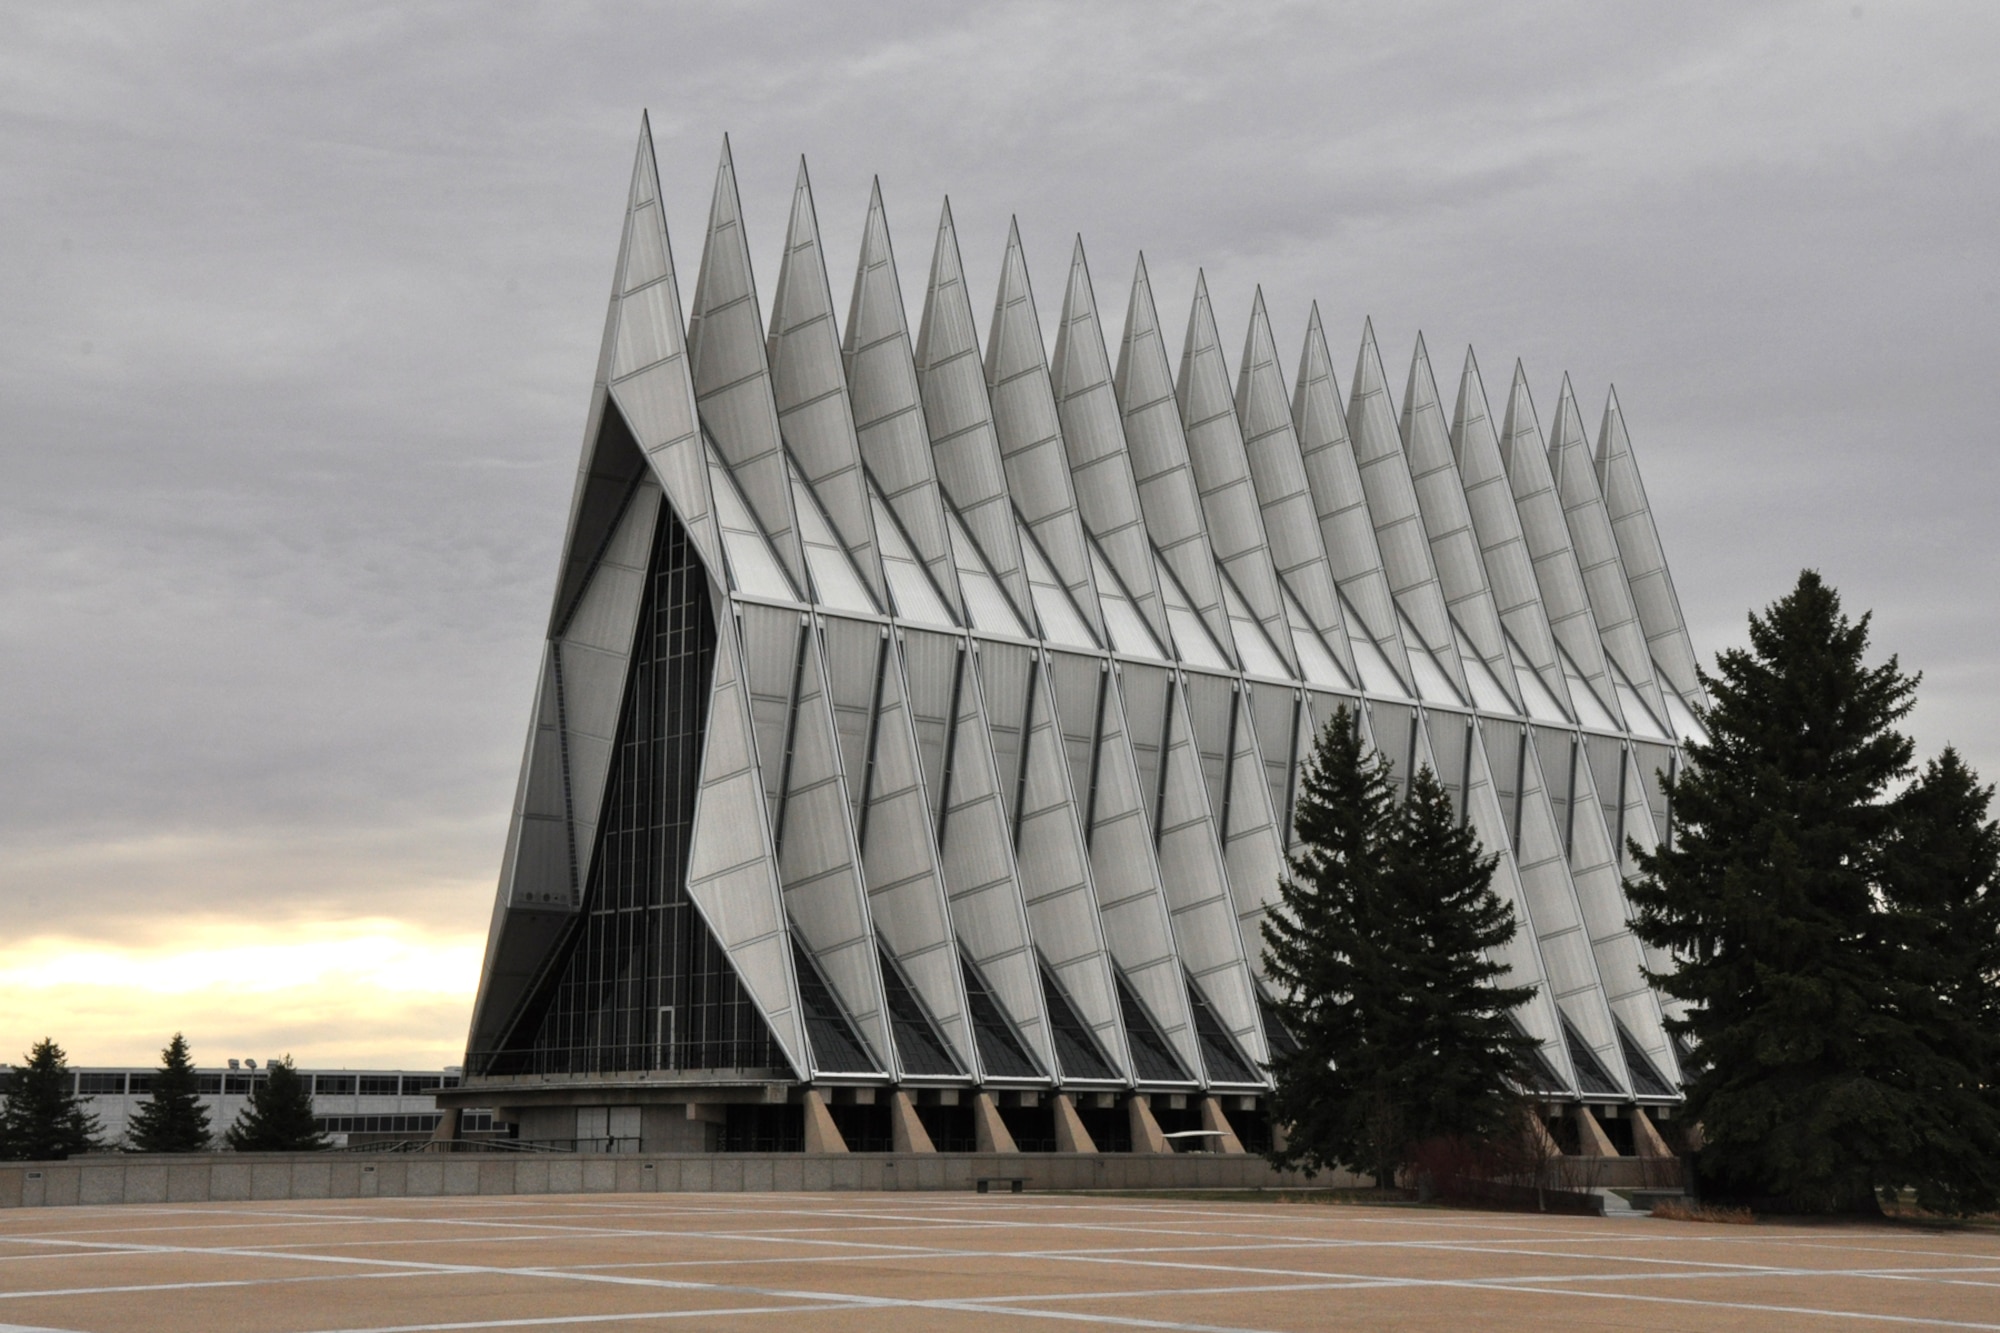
[0,919,483,1071]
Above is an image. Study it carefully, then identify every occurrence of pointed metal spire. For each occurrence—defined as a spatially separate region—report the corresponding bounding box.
[1347,319,1469,698]
[1233,289,1358,683]
[1399,333,1523,713]
[1290,305,1415,684]
[1174,272,1300,677]
[841,179,967,623]
[687,135,809,592]
[766,157,889,607]
[983,218,1109,643]
[1114,254,1237,664]
[1596,387,1705,706]
[1499,362,1623,724]
[1049,237,1173,647]
[1548,375,1671,725]
[1449,348,1577,720]
[913,198,1035,623]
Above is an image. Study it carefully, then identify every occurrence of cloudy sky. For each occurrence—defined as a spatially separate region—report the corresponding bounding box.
[4,1,1996,1070]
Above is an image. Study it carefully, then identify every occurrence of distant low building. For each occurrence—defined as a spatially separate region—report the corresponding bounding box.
[0,1065,495,1150]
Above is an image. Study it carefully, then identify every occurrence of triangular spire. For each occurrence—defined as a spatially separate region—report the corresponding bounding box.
[913,198,1034,624]
[841,179,967,623]
[984,218,1109,644]
[1595,387,1705,705]
[687,135,809,592]
[1449,347,1577,721]
[1049,238,1173,647]
[1346,319,1468,697]
[1499,364,1623,723]
[1233,289,1357,683]
[766,157,889,608]
[1289,305,1415,686]
[1174,273,1299,677]
[1398,334,1523,713]
[1548,375,1671,726]
[1115,254,1237,665]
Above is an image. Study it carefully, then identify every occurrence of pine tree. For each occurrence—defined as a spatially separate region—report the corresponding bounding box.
[0,1039,102,1161]
[1628,570,1920,1212]
[1262,707,1538,1185]
[1878,748,2000,1214]
[127,1033,212,1154]
[224,1057,326,1152]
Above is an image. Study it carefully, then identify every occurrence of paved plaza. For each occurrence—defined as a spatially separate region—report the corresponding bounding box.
[1,1191,1996,1331]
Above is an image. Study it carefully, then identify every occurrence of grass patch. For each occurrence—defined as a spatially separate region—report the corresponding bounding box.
[1652,1199,1755,1225]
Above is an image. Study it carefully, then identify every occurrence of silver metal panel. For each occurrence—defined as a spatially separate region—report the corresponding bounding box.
[834,621,978,1075]
[1449,716,1577,1093]
[467,648,575,1056]
[1564,729,1679,1091]
[1450,350,1578,722]
[766,162,890,609]
[683,611,811,1076]
[1045,650,1201,1078]
[1124,662,1267,1079]
[985,223,1109,646]
[1498,365,1625,728]
[900,629,1054,1078]
[1175,275,1299,676]
[1113,257,1238,665]
[686,139,810,593]
[1399,338,1525,714]
[555,482,664,895]
[1345,322,1469,698]
[842,183,968,625]
[1289,307,1417,685]
[978,642,1130,1080]
[1596,389,1705,707]
[1234,292,1358,683]
[1512,722,1630,1095]
[1547,379,1672,728]
[1050,240,1174,649]
[914,203,1034,626]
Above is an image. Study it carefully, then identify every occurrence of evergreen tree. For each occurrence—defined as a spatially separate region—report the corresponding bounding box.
[127,1033,212,1154]
[0,1038,102,1161]
[1878,748,2000,1214]
[1629,570,1921,1213]
[224,1057,325,1152]
[1262,707,1538,1185]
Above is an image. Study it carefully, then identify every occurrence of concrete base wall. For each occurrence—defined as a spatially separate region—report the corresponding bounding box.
[0,1151,1352,1209]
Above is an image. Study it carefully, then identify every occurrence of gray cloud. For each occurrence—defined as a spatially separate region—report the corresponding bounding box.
[3,0,1996,953]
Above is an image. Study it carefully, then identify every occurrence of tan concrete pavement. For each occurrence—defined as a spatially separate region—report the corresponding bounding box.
[2,1191,1996,1330]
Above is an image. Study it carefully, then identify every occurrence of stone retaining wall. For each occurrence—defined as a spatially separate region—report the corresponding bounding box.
[1,1151,1350,1208]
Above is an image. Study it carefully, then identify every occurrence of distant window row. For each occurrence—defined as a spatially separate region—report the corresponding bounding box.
[314,1114,443,1135]
[67,1072,460,1097]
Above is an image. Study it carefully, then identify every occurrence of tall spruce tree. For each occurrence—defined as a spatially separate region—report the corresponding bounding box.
[1629,570,1922,1212]
[0,1038,102,1161]
[224,1057,325,1152]
[127,1033,212,1153]
[1878,748,2000,1213]
[1263,707,1538,1185]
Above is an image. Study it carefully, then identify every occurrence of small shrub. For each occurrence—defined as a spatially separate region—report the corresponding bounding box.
[1652,1199,1755,1225]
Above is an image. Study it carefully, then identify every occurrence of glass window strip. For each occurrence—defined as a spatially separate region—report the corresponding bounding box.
[1505,633,1574,725]
[1217,573,1290,679]
[788,464,878,614]
[1153,552,1232,670]
[1086,540,1167,659]
[1017,522,1098,650]
[945,510,1029,637]
[1279,582,1353,690]
[1115,970,1193,1084]
[708,452,800,602]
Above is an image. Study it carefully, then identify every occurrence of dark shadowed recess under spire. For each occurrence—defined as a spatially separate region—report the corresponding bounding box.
[477,500,790,1079]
